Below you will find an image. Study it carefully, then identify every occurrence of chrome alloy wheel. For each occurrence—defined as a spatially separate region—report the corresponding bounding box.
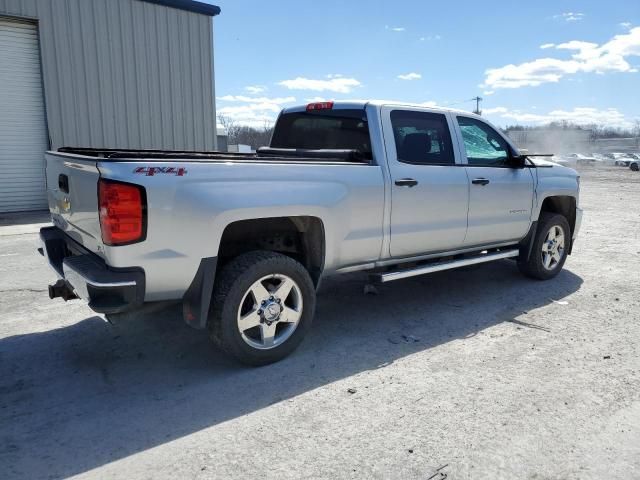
[236,274,303,350]
[541,225,566,271]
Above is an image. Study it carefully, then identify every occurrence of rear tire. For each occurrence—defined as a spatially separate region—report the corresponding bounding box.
[631,162,639,172]
[208,251,316,366]
[518,213,570,280]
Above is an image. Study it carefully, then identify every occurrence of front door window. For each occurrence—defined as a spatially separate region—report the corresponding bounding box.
[457,116,509,166]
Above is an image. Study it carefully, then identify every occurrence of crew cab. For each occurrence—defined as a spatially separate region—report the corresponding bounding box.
[39,101,583,365]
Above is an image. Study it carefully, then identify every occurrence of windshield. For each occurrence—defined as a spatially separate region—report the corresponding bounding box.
[270,109,372,159]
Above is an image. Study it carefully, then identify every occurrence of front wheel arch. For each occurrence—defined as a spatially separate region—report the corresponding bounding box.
[537,195,577,238]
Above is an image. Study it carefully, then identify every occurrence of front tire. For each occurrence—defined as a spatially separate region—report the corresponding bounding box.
[518,213,570,280]
[208,251,316,366]
[631,162,639,172]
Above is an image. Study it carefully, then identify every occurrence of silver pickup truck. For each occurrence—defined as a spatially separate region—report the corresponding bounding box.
[39,101,583,365]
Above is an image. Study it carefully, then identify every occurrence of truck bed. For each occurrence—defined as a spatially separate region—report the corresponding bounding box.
[56,147,369,164]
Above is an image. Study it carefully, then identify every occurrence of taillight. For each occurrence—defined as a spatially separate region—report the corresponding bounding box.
[306,101,334,111]
[98,179,146,246]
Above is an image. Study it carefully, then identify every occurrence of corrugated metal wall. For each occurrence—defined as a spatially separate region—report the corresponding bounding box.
[0,18,49,212]
[0,0,217,151]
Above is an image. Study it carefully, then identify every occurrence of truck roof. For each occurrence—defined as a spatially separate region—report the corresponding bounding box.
[281,100,478,117]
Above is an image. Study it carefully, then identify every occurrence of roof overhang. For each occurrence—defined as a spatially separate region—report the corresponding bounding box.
[140,0,221,16]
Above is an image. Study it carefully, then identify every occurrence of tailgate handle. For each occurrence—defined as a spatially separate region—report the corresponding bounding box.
[58,174,69,193]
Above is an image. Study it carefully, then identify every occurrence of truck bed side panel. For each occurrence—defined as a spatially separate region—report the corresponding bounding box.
[97,160,385,301]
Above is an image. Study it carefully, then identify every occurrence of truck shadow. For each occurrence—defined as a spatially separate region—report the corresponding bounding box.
[1,260,582,479]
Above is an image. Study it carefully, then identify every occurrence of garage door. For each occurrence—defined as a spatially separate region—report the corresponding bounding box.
[0,18,49,213]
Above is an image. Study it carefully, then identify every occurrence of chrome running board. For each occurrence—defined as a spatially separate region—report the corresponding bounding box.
[372,249,520,283]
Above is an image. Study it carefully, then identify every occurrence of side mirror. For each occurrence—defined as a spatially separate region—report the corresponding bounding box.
[507,154,526,169]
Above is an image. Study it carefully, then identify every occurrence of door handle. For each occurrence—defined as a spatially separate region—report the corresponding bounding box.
[472,178,490,186]
[395,178,418,188]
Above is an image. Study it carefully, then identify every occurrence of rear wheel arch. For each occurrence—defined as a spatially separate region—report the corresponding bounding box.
[217,216,326,286]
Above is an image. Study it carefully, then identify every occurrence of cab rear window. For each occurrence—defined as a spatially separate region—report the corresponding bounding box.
[270,109,372,159]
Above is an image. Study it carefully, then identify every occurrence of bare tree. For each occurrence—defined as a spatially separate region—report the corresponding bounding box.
[217,114,241,144]
[235,125,274,149]
[218,115,275,150]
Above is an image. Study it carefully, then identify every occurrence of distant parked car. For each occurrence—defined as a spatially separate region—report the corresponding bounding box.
[591,153,611,164]
[562,153,597,166]
[608,152,634,166]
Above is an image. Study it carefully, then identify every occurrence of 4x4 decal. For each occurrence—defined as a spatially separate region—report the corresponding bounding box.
[133,166,187,176]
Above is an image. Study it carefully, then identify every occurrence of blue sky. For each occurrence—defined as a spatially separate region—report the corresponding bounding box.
[201,0,639,129]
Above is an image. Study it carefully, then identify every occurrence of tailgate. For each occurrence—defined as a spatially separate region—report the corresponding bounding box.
[45,152,104,254]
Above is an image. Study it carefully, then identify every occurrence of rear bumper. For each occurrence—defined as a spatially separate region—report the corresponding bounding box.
[39,227,145,314]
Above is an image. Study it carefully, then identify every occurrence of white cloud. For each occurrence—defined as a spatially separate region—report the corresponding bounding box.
[540,43,555,49]
[484,59,581,88]
[216,95,297,126]
[217,95,296,104]
[620,22,632,30]
[420,34,441,41]
[278,76,362,93]
[346,99,438,107]
[484,27,640,89]
[397,72,422,81]
[218,104,281,115]
[304,97,438,107]
[385,25,405,32]
[244,85,266,94]
[305,96,330,103]
[555,40,599,56]
[483,90,495,96]
[216,106,278,128]
[483,107,509,115]
[554,12,585,22]
[484,106,634,129]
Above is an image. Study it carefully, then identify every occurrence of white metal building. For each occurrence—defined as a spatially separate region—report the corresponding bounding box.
[0,0,220,213]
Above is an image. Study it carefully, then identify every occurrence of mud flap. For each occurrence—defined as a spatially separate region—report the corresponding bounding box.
[182,257,217,329]
[518,221,538,262]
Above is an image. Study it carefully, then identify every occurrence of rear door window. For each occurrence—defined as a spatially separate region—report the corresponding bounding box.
[270,109,372,159]
[390,110,455,165]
